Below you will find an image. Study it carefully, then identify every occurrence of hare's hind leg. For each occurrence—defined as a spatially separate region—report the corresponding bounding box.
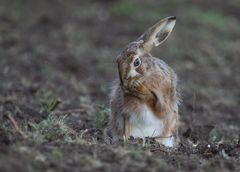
[104,126,118,144]
[158,111,178,147]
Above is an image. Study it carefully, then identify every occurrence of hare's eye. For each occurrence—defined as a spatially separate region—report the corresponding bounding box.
[133,58,141,67]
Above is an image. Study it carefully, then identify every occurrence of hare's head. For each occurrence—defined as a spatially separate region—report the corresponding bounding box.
[116,16,176,93]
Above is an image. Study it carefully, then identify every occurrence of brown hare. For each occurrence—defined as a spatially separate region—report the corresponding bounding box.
[104,16,179,147]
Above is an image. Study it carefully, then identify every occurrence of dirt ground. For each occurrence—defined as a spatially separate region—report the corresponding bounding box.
[0,0,240,171]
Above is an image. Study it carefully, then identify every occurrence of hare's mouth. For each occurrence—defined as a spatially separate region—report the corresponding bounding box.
[122,80,143,94]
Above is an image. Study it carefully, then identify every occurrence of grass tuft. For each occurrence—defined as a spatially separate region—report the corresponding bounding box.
[28,114,75,142]
[40,98,61,114]
[95,105,110,129]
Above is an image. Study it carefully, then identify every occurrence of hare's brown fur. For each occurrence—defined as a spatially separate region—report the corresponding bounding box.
[104,16,179,147]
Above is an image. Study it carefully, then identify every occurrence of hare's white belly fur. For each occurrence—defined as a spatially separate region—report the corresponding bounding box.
[129,105,174,147]
[129,105,163,137]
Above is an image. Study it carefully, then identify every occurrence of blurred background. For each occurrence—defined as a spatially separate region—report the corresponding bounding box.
[0,0,240,171]
[1,0,239,129]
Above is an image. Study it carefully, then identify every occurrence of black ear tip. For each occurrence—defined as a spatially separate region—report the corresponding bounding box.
[169,16,176,20]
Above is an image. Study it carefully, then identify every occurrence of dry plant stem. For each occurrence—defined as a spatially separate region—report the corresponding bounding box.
[0,95,17,103]
[150,147,168,153]
[154,135,176,139]
[55,108,87,115]
[7,113,26,138]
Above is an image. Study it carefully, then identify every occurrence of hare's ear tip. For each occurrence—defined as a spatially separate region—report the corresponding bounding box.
[168,16,176,20]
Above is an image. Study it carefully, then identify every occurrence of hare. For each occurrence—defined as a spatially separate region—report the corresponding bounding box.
[104,16,179,147]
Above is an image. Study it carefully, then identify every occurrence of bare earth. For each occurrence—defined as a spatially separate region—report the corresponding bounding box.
[0,0,239,172]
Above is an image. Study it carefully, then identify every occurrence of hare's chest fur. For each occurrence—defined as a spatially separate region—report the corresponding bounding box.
[129,105,163,138]
[129,105,175,147]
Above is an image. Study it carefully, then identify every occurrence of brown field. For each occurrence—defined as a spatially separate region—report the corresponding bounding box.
[0,0,239,171]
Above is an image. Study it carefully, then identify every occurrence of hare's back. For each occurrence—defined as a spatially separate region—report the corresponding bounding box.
[150,57,174,74]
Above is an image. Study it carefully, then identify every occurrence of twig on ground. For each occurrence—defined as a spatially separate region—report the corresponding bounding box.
[7,113,26,138]
[80,129,89,138]
[55,108,87,115]
[150,147,168,153]
[0,95,17,103]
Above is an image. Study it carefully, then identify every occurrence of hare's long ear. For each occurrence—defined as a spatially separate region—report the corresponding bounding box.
[137,16,176,54]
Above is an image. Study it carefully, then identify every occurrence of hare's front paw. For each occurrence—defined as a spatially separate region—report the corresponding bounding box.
[103,128,119,145]
[157,136,177,147]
